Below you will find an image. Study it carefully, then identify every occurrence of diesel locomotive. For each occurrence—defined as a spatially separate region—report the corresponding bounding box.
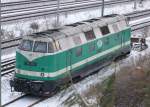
[10,14,131,96]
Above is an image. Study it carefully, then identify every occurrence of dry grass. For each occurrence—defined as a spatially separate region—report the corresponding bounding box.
[62,53,150,107]
[115,52,150,107]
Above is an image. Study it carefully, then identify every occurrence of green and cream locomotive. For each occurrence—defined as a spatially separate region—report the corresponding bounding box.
[10,14,131,96]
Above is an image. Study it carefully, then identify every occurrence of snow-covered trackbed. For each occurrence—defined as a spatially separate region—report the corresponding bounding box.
[2,95,47,107]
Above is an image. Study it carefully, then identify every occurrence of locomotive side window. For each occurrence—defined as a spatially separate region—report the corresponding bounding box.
[100,26,110,35]
[84,30,96,41]
[76,47,82,57]
[48,42,54,53]
[19,40,33,51]
[33,41,47,53]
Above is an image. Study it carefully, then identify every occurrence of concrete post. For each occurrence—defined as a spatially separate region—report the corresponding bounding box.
[57,0,60,27]
[134,0,137,9]
[101,0,105,17]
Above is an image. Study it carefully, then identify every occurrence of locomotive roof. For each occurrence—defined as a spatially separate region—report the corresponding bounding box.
[27,14,125,40]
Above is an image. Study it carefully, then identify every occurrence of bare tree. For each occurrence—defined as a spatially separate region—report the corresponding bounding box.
[30,22,39,32]
[43,16,50,30]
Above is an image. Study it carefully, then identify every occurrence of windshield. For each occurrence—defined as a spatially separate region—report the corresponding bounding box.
[19,40,54,53]
[33,41,47,53]
[19,40,33,51]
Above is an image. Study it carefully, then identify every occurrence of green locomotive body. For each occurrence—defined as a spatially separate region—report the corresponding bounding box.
[10,14,131,96]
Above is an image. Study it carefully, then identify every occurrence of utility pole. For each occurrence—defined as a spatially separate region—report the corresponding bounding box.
[134,0,137,9]
[101,0,105,17]
[56,0,60,27]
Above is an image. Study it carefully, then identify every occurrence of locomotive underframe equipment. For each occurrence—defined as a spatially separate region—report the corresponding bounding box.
[10,77,57,96]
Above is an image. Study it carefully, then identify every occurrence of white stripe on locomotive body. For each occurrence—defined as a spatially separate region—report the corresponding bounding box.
[16,40,131,78]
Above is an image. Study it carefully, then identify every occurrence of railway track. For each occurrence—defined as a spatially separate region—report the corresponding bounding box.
[126,9,150,21]
[2,0,73,13]
[2,37,21,50]
[1,95,27,107]
[1,94,47,107]
[131,20,150,31]
[2,0,56,7]
[26,97,49,107]
[1,0,131,23]
[1,58,15,76]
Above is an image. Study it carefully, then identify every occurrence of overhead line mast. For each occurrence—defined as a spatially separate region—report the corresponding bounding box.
[101,0,105,17]
[57,0,60,27]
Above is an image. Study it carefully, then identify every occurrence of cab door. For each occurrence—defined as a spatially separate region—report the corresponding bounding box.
[121,31,126,48]
[66,49,72,76]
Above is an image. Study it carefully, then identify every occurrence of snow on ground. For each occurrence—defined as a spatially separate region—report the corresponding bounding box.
[1,74,23,105]
[1,53,15,61]
[5,96,41,107]
[1,47,16,60]
[129,16,150,25]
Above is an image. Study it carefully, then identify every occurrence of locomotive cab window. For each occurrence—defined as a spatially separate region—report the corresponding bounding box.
[84,30,96,41]
[19,40,33,51]
[48,42,54,53]
[33,41,47,53]
[100,26,110,35]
